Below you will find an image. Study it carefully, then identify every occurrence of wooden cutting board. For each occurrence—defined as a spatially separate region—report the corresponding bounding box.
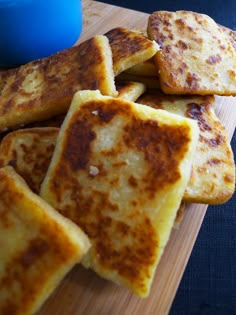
[39,1,236,314]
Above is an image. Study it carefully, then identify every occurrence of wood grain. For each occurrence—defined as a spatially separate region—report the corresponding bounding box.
[38,1,236,314]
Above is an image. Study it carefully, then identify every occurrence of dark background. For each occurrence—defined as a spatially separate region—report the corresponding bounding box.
[97,1,236,314]
[97,0,236,29]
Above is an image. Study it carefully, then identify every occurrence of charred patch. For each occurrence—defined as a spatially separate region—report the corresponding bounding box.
[123,117,191,196]
[106,27,154,61]
[63,118,96,171]
[97,107,117,123]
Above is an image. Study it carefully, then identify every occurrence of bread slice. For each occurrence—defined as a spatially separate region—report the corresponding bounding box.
[137,91,235,203]
[147,10,236,95]
[0,35,116,132]
[116,80,146,101]
[40,89,199,297]
[105,27,159,76]
[0,166,90,315]
[0,117,187,230]
[0,127,59,194]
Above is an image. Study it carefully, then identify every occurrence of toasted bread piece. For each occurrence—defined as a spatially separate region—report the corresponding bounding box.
[40,90,199,297]
[116,80,146,101]
[0,35,116,132]
[124,58,158,76]
[0,127,59,194]
[147,11,236,95]
[105,27,159,76]
[138,91,235,203]
[0,166,90,315]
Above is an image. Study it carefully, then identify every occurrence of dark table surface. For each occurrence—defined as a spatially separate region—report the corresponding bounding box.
[97,1,236,314]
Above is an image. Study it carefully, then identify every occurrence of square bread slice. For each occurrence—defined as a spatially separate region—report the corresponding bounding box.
[137,91,235,203]
[40,89,199,297]
[0,166,90,315]
[147,10,236,95]
[0,35,116,132]
[0,127,59,194]
[105,27,159,76]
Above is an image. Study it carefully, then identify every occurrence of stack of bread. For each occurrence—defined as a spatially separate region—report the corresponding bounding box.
[0,10,235,314]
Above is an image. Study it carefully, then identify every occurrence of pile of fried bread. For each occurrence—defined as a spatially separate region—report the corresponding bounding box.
[0,10,235,314]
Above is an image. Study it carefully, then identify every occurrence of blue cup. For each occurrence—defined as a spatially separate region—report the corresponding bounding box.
[0,0,83,67]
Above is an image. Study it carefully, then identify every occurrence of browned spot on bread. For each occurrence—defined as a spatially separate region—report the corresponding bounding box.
[224,173,235,183]
[207,158,221,166]
[64,118,96,171]
[185,73,201,90]
[123,118,190,196]
[177,40,188,50]
[128,175,138,187]
[206,54,222,64]
[186,103,212,131]
[95,216,157,287]
[208,134,225,147]
[106,28,148,58]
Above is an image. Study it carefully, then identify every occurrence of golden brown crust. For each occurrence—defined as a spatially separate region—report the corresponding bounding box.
[137,91,235,203]
[0,35,116,132]
[147,11,236,95]
[40,90,199,297]
[0,127,59,194]
[116,80,146,101]
[0,166,90,315]
[105,27,159,76]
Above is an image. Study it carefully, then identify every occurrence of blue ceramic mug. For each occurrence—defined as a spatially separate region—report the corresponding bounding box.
[0,0,83,67]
